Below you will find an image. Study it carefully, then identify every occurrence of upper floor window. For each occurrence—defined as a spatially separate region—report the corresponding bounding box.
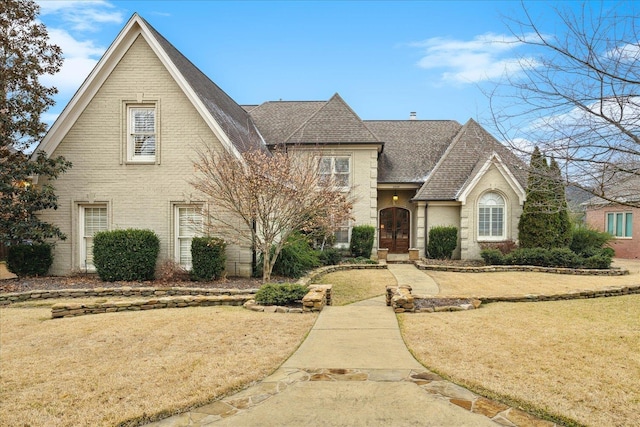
[607,212,633,238]
[478,192,505,240]
[319,156,350,190]
[128,105,156,162]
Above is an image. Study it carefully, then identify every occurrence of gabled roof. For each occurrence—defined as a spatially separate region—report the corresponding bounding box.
[583,173,640,206]
[366,120,461,183]
[247,94,381,146]
[33,14,266,160]
[413,119,527,201]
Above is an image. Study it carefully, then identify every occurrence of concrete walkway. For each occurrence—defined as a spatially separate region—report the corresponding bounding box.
[146,265,552,426]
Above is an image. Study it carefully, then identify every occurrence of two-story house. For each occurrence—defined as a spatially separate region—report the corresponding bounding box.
[34,14,527,277]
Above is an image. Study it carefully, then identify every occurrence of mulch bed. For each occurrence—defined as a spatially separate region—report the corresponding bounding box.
[0,275,265,294]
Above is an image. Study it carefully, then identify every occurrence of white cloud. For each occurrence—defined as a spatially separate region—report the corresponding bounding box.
[36,1,125,98]
[412,33,538,84]
[38,1,123,32]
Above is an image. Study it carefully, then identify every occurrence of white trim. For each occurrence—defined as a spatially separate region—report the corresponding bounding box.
[78,204,108,271]
[458,153,526,206]
[174,205,203,269]
[32,14,244,162]
[476,191,506,241]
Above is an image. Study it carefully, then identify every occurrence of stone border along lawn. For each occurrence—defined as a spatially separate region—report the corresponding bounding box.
[415,261,629,276]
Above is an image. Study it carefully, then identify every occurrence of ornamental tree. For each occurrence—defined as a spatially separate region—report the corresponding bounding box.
[192,146,353,282]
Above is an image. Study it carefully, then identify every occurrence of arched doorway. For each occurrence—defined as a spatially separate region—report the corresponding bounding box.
[379,207,410,253]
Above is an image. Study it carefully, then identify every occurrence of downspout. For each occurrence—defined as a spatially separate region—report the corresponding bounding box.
[251,219,257,277]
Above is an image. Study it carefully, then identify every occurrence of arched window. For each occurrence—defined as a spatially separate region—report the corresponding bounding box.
[478,192,505,239]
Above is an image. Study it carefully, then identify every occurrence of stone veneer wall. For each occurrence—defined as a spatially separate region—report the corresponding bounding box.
[0,287,257,306]
[415,262,629,276]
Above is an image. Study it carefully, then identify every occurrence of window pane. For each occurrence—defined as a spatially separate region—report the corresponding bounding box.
[625,213,633,237]
[616,213,624,237]
[83,207,107,269]
[134,135,155,156]
[319,158,332,173]
[607,213,614,234]
[177,207,202,268]
[334,158,349,173]
[492,207,504,237]
[132,109,155,133]
[335,173,349,188]
[478,207,489,236]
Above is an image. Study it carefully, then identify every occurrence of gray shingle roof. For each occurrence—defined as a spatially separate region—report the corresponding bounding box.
[413,119,527,201]
[248,94,380,146]
[366,120,461,183]
[142,18,266,154]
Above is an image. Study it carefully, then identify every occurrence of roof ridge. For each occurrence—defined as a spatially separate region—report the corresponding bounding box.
[281,100,328,143]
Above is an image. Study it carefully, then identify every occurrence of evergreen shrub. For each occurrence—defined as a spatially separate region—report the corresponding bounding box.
[349,225,375,258]
[316,248,343,266]
[93,229,159,281]
[258,232,319,278]
[7,243,52,277]
[480,249,505,265]
[427,226,458,259]
[255,283,308,306]
[569,226,611,255]
[190,237,226,281]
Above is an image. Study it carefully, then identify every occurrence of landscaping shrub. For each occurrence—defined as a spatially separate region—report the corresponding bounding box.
[480,249,505,265]
[255,283,309,306]
[349,225,375,258]
[427,226,458,259]
[7,243,52,277]
[258,232,319,278]
[344,256,377,264]
[582,254,613,269]
[93,229,159,281]
[548,247,582,268]
[505,247,550,266]
[316,248,343,266]
[570,226,611,255]
[190,237,226,281]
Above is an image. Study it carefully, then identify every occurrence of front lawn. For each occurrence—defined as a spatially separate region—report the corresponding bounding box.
[0,303,317,426]
[400,295,640,426]
[311,268,395,305]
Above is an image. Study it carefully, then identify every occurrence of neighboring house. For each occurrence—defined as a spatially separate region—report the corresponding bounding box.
[584,175,639,259]
[33,14,528,277]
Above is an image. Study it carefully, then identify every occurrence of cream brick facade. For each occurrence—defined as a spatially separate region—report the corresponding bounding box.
[39,35,252,276]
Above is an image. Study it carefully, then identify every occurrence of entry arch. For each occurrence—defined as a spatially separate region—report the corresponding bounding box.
[379,207,410,253]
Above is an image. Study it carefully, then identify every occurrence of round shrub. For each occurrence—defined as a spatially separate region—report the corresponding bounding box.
[505,247,550,266]
[93,229,160,281]
[480,249,505,265]
[570,226,611,255]
[7,243,53,277]
[266,232,319,278]
[427,226,458,259]
[190,237,226,281]
[349,225,375,258]
[255,283,308,306]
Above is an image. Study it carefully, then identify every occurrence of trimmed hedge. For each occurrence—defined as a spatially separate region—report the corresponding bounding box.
[349,225,375,258]
[93,229,160,281]
[190,237,226,281]
[255,283,308,306]
[316,248,343,266]
[481,246,612,269]
[7,243,53,277]
[427,226,458,259]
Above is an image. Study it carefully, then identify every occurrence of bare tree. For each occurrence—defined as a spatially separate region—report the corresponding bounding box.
[489,2,640,207]
[191,146,353,282]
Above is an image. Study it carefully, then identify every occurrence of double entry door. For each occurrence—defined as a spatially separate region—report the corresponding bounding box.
[379,207,410,253]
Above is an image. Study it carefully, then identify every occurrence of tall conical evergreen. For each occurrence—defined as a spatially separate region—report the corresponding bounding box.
[518,147,560,248]
[549,157,571,247]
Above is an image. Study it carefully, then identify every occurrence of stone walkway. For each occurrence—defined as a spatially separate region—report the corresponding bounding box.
[145,264,557,426]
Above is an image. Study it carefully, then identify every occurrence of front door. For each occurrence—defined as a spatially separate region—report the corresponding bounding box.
[379,207,410,253]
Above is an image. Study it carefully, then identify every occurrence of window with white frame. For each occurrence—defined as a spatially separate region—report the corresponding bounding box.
[334,220,351,245]
[79,205,107,271]
[319,156,350,190]
[175,206,203,269]
[478,192,505,240]
[128,105,156,162]
[607,212,633,238]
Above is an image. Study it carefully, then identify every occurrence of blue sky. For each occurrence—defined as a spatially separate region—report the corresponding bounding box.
[35,0,632,130]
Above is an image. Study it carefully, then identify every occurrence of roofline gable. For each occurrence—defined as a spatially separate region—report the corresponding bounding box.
[457,152,526,205]
[33,13,244,161]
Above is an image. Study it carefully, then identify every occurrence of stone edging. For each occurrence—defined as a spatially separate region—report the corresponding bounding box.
[165,367,557,427]
[387,284,640,313]
[0,286,258,306]
[243,284,333,313]
[51,294,255,318]
[415,262,629,276]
